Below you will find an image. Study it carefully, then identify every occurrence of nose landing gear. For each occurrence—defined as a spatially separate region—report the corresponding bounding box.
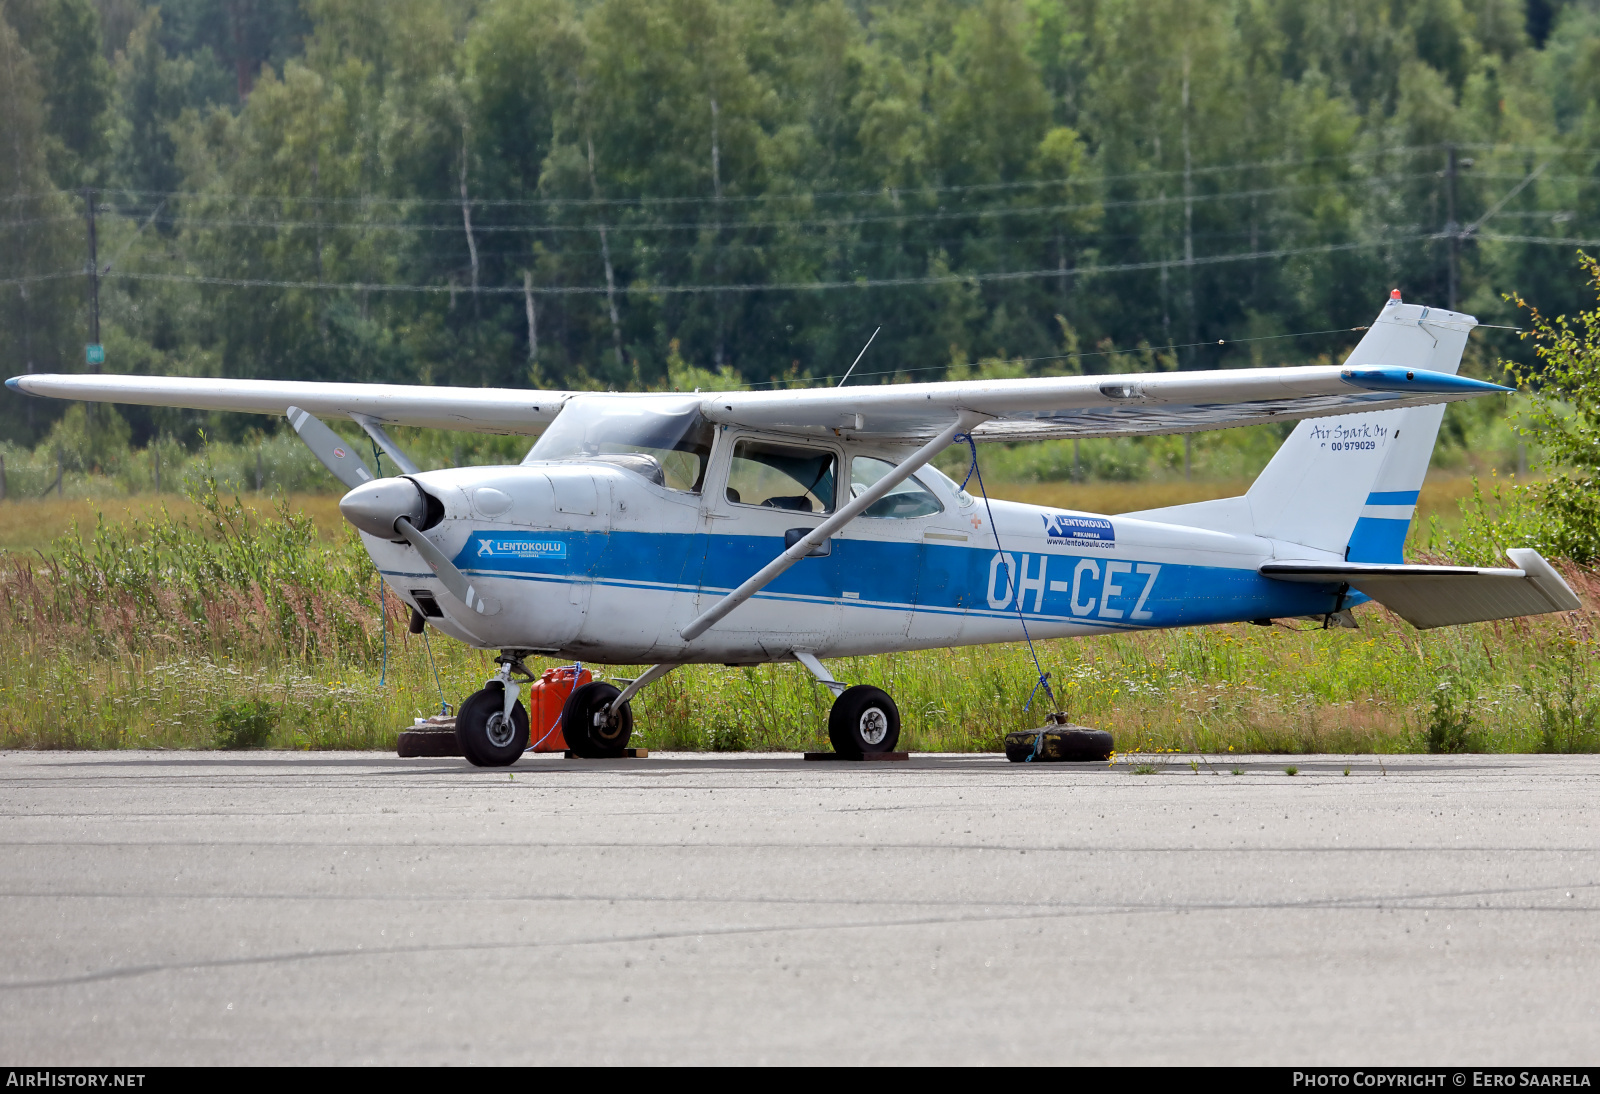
[456,653,534,767]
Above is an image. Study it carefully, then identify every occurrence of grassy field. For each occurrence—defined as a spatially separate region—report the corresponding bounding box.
[1,479,1595,756]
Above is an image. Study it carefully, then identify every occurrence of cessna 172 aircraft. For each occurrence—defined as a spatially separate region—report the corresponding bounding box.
[7,292,1581,765]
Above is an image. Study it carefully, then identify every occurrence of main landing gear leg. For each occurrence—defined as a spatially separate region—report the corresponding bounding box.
[795,651,901,757]
[456,651,535,768]
[563,663,679,758]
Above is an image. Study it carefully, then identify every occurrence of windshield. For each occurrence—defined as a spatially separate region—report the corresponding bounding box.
[850,456,943,518]
[525,397,714,492]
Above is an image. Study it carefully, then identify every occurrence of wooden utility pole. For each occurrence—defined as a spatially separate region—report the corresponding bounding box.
[587,134,625,371]
[459,126,480,312]
[1181,49,1196,367]
[524,270,538,363]
[84,189,100,371]
[1445,144,1459,311]
[710,93,725,371]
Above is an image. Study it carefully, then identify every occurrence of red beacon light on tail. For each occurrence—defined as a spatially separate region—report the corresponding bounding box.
[1389,288,1403,303]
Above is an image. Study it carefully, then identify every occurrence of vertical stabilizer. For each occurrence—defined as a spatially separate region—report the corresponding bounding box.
[1247,294,1476,559]
[1125,293,1478,558]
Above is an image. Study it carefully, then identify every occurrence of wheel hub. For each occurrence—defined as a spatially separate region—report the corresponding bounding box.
[858,707,889,746]
[485,711,515,748]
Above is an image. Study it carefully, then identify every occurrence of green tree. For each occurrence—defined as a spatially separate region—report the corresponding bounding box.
[0,7,81,443]
[2,0,112,186]
[1504,253,1600,562]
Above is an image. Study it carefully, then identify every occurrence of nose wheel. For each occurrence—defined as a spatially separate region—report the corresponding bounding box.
[456,684,530,767]
[827,685,901,756]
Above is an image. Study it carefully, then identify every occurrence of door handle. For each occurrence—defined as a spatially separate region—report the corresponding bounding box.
[785,528,831,557]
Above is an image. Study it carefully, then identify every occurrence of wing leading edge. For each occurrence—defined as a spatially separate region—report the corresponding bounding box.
[697,364,1505,441]
[4,374,574,435]
[7,364,1505,442]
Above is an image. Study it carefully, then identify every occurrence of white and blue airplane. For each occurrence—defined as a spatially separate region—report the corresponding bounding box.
[8,292,1580,764]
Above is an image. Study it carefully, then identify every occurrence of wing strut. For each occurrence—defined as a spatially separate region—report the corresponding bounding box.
[680,411,985,642]
[351,414,420,475]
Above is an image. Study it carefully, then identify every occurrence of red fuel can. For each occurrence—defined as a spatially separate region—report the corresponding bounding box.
[527,665,590,752]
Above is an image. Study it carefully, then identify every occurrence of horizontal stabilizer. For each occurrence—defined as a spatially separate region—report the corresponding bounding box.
[1260,549,1581,629]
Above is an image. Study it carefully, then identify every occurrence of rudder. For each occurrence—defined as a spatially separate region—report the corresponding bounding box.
[1125,293,1477,558]
[1246,295,1476,561]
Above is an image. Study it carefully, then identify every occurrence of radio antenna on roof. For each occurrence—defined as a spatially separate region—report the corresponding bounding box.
[837,327,881,387]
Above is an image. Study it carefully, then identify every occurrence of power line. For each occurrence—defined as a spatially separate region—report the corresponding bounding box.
[740,326,1376,389]
[95,174,1440,236]
[55,143,1461,211]
[105,233,1435,297]
[1476,232,1600,248]
[0,270,87,287]
[16,141,1600,211]
[18,223,1598,296]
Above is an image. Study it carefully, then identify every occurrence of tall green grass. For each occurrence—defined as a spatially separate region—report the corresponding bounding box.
[2,481,1595,754]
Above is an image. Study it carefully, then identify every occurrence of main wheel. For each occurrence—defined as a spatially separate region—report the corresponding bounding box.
[828,685,901,756]
[562,680,634,758]
[455,685,530,767]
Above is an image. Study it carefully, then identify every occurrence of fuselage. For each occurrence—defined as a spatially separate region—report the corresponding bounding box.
[364,427,1351,664]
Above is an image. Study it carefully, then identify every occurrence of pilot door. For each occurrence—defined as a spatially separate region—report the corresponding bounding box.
[838,453,955,642]
[698,432,844,653]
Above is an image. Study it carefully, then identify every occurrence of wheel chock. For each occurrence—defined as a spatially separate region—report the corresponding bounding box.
[398,719,460,757]
[803,751,909,761]
[1004,715,1113,762]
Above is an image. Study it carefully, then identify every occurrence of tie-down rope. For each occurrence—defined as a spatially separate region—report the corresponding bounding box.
[953,434,1059,731]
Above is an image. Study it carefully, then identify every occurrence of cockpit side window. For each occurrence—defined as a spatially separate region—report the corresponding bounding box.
[850,456,944,519]
[525,397,713,493]
[725,439,837,514]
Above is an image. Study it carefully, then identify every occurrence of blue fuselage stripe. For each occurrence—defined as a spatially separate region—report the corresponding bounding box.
[438,529,1348,629]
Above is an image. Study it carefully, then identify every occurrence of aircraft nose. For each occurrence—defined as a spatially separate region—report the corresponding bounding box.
[339,476,426,538]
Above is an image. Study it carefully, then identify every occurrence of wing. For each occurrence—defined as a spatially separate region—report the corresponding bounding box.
[700,365,1508,442]
[7,366,1503,442]
[5,374,573,435]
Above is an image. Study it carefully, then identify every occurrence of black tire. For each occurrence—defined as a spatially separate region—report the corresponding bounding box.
[1004,726,1114,763]
[455,685,529,767]
[562,680,634,758]
[828,685,901,756]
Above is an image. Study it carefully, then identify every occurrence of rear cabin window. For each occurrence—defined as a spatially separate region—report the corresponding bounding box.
[725,439,837,513]
[850,456,944,519]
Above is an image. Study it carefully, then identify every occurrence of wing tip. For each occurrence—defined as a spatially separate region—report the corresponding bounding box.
[5,376,24,394]
[1341,367,1512,395]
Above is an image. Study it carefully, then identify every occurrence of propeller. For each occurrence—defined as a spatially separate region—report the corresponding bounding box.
[287,405,374,489]
[393,516,501,617]
[292,403,499,618]
[338,475,503,618]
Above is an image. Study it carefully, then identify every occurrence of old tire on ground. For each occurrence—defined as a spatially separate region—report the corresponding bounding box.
[1003,725,1114,762]
[397,728,461,757]
[562,680,634,758]
[827,685,901,756]
[455,685,530,767]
